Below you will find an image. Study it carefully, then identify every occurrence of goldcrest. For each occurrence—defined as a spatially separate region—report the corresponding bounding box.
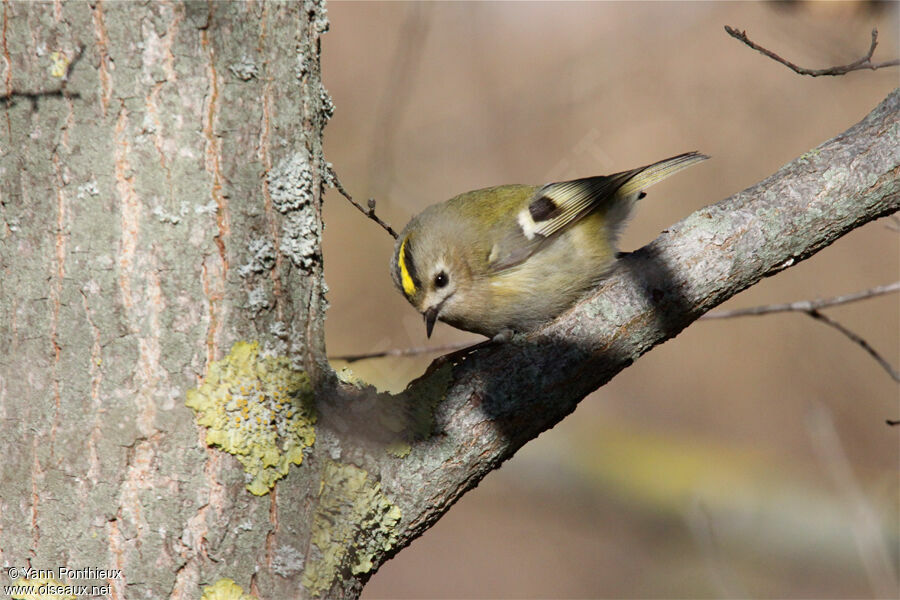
[391,152,708,339]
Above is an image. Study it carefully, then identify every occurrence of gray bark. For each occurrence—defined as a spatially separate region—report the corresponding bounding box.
[1,2,332,599]
[0,1,897,599]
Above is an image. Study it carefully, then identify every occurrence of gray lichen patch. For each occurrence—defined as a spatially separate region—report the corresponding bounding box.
[272,544,307,577]
[237,239,277,277]
[228,55,259,81]
[319,84,335,121]
[279,211,320,271]
[268,152,313,214]
[246,284,270,314]
[267,152,321,270]
[306,0,330,36]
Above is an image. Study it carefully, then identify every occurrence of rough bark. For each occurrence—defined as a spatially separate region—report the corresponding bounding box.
[0,2,897,600]
[1,2,332,599]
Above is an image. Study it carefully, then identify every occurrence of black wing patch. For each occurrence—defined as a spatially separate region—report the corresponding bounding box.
[528,195,562,222]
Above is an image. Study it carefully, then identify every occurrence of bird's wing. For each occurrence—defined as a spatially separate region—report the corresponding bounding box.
[487,151,708,272]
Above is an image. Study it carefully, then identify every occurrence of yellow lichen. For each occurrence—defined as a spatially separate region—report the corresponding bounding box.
[186,341,317,495]
[200,578,252,600]
[384,439,411,458]
[301,460,402,595]
[334,366,361,386]
[49,52,70,78]
[9,577,76,600]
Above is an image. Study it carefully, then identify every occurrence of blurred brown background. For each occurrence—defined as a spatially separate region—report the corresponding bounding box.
[320,2,899,598]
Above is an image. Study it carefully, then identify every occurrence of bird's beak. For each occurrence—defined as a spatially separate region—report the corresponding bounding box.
[424,307,438,338]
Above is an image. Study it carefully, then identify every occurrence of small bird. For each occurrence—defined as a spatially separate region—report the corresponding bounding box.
[391,152,708,339]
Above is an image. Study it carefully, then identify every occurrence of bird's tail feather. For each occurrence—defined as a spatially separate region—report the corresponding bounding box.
[618,151,709,197]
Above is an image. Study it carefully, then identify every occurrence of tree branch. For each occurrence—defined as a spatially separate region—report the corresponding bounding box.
[333,283,899,364]
[806,309,899,382]
[330,342,468,363]
[704,282,900,381]
[332,89,900,587]
[330,167,399,239]
[703,282,899,318]
[725,26,900,76]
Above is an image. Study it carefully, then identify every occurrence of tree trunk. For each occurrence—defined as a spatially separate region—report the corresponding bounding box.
[1,1,334,598]
[1,2,897,599]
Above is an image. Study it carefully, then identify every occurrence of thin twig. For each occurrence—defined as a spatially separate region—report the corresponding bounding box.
[725,26,899,77]
[806,310,899,382]
[330,342,469,363]
[702,282,900,318]
[338,283,900,367]
[329,167,399,239]
[704,282,900,382]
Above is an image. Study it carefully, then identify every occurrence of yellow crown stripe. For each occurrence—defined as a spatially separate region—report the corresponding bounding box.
[398,237,417,297]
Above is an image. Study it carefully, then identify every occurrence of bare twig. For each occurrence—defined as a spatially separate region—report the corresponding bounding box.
[330,342,468,363]
[345,283,900,377]
[702,282,900,318]
[329,167,399,239]
[806,309,899,382]
[725,26,899,77]
[704,282,900,382]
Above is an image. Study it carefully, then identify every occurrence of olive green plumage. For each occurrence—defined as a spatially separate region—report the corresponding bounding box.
[391,152,708,338]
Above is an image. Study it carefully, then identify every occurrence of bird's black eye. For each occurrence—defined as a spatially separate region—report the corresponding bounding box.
[434,271,449,288]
